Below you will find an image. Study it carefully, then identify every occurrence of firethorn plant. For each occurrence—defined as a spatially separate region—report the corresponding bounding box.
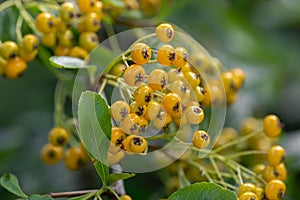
[0,1,288,200]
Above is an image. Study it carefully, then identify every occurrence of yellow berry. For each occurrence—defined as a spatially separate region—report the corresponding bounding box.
[48,127,69,146]
[268,145,286,166]
[40,143,63,164]
[239,192,258,200]
[0,41,19,59]
[148,68,168,90]
[120,194,132,200]
[131,43,151,65]
[263,114,282,138]
[192,130,210,149]
[174,47,188,68]
[4,57,27,79]
[237,182,256,197]
[21,34,39,52]
[161,93,182,118]
[156,23,174,43]
[120,113,141,134]
[184,106,204,125]
[64,147,85,170]
[110,100,130,122]
[69,46,89,60]
[134,85,154,105]
[123,64,146,86]
[265,179,286,200]
[35,12,56,34]
[123,135,147,153]
[263,163,287,182]
[42,32,57,48]
[157,44,175,66]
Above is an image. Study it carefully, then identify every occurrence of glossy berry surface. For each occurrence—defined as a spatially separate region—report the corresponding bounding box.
[134,85,154,105]
[192,130,210,149]
[110,100,130,122]
[263,114,282,138]
[123,64,146,86]
[131,43,152,65]
[156,23,174,43]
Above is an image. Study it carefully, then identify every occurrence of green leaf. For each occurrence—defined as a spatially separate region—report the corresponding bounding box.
[178,165,190,188]
[78,91,112,185]
[108,173,135,186]
[0,173,28,198]
[28,194,54,200]
[168,182,237,200]
[49,56,91,69]
[93,159,109,186]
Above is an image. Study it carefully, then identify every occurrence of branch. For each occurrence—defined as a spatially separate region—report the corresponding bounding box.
[47,189,98,198]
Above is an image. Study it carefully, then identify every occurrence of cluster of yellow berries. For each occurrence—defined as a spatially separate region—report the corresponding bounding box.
[236,114,286,200]
[36,1,103,60]
[0,0,163,80]
[0,34,39,79]
[40,127,89,171]
[104,23,245,165]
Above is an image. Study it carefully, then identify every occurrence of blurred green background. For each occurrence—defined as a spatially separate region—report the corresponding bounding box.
[1,0,300,199]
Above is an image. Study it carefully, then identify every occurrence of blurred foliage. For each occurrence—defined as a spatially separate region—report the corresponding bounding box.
[1,0,300,199]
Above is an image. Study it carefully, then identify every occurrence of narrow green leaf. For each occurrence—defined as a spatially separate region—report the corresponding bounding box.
[178,165,190,188]
[93,159,109,185]
[78,91,112,185]
[168,182,237,200]
[49,56,89,69]
[0,173,28,198]
[28,194,54,200]
[108,173,135,186]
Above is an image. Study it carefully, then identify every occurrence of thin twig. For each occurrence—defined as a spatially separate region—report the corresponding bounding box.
[209,156,225,188]
[213,131,261,153]
[48,189,98,198]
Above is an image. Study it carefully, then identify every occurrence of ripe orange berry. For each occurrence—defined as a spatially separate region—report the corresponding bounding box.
[4,57,27,79]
